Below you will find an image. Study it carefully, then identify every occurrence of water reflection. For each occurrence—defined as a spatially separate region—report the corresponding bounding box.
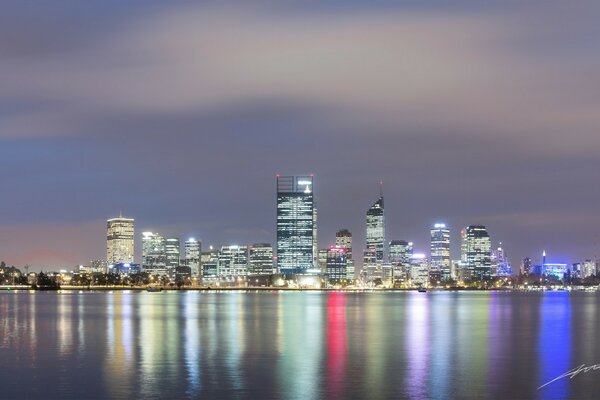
[1,291,600,399]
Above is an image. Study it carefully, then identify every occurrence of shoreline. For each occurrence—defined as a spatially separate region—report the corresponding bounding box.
[1,285,598,292]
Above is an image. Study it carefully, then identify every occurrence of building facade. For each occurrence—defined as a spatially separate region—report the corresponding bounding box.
[142,232,167,275]
[106,216,135,265]
[218,245,248,277]
[326,246,348,283]
[460,225,492,281]
[366,196,385,264]
[165,238,181,276]
[276,175,315,274]
[335,229,354,280]
[248,243,274,275]
[430,224,451,281]
[184,238,201,278]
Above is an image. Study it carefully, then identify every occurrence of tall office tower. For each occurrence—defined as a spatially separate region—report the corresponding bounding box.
[430,224,451,281]
[366,195,385,264]
[248,243,274,275]
[326,246,348,282]
[521,257,533,276]
[313,207,319,273]
[336,229,354,280]
[217,245,248,277]
[494,244,512,277]
[276,175,314,275]
[184,238,201,277]
[106,216,135,265]
[460,225,492,280]
[165,238,181,276]
[142,232,167,275]
[389,240,413,264]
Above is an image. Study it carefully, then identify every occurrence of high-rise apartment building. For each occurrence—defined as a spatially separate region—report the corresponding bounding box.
[248,243,274,275]
[276,175,314,274]
[430,224,451,281]
[106,216,135,265]
[142,232,167,275]
[184,238,201,277]
[460,225,492,280]
[366,196,385,264]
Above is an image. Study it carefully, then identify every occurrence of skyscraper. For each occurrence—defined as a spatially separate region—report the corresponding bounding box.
[430,224,451,281]
[326,246,348,283]
[521,257,533,276]
[335,229,354,280]
[460,225,492,281]
[142,232,167,275]
[276,175,314,275]
[494,244,512,277]
[165,238,180,276]
[106,216,135,265]
[249,243,274,275]
[184,238,201,277]
[366,195,385,264]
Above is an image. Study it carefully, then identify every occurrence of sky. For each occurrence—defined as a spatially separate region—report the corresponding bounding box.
[1,0,600,271]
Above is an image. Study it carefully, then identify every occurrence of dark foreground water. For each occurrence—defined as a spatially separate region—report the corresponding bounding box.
[1,291,600,400]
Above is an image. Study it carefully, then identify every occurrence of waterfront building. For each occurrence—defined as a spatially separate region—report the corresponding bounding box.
[142,232,167,275]
[521,257,533,276]
[326,246,348,283]
[579,259,597,278]
[106,216,135,265]
[494,244,512,277]
[166,238,181,276]
[430,224,451,281]
[544,263,568,280]
[218,245,248,277]
[248,243,274,275]
[108,262,140,275]
[201,247,219,278]
[184,238,201,278]
[276,175,315,274]
[335,229,354,280]
[318,249,328,273]
[409,254,429,287]
[460,225,492,280]
[389,240,413,265]
[366,195,385,264]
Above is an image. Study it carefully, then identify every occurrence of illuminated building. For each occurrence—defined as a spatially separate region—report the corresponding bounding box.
[201,247,219,278]
[184,238,201,277]
[326,246,348,282]
[544,263,568,280]
[166,238,181,276]
[276,175,315,274]
[521,257,533,276]
[248,243,274,275]
[366,195,385,264]
[430,224,451,281]
[389,240,413,265]
[106,216,135,265]
[493,244,512,277]
[217,245,248,277]
[318,249,328,273]
[142,232,167,275]
[460,225,492,280]
[335,229,354,280]
[409,254,429,287]
[582,259,597,278]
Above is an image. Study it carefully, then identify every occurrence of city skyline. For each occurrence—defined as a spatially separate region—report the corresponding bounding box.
[2,1,600,270]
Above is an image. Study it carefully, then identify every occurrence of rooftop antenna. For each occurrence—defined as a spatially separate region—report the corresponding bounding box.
[379,180,383,198]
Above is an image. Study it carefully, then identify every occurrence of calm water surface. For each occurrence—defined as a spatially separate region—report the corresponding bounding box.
[1,291,600,399]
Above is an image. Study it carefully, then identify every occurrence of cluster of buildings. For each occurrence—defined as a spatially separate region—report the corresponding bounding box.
[99,175,597,288]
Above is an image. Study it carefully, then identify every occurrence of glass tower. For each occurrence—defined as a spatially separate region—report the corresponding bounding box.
[276,175,314,275]
[335,229,354,280]
[184,238,201,278]
[366,196,385,264]
[165,238,180,276]
[460,225,492,280]
[249,243,274,275]
[430,224,451,281]
[106,216,135,265]
[142,232,167,275]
